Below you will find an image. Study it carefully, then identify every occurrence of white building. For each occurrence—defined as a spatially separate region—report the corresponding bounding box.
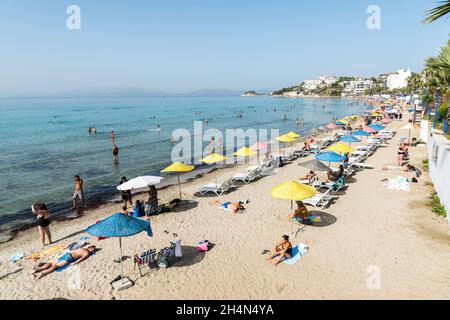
[303,79,322,91]
[387,68,411,90]
[342,79,373,95]
[319,76,337,86]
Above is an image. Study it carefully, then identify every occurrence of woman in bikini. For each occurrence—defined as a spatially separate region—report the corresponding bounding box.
[267,235,293,266]
[288,201,309,222]
[397,143,406,166]
[32,203,52,248]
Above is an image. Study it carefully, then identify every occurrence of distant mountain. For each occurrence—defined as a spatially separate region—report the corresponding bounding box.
[54,87,242,98]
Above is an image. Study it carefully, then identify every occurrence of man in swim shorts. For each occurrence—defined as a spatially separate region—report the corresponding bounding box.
[30,245,96,280]
[72,175,84,210]
[267,235,292,266]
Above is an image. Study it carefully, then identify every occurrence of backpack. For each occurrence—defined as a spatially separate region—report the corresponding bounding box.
[157,254,169,268]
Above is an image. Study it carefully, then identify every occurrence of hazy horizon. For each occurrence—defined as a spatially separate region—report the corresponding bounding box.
[1,0,449,97]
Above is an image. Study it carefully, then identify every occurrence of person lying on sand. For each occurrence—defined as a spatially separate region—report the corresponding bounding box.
[300,170,317,183]
[30,245,96,280]
[209,200,246,214]
[267,235,292,266]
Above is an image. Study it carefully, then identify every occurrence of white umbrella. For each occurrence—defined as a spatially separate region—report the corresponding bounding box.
[117,176,164,192]
[400,123,415,143]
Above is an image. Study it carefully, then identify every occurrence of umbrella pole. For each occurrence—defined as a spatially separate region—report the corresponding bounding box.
[119,237,124,284]
[177,173,182,200]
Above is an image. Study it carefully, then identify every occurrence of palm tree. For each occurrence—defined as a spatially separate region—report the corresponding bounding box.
[424,0,450,23]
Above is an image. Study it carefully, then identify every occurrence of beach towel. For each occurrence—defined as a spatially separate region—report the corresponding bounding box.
[26,243,67,262]
[9,252,24,263]
[67,240,86,251]
[384,176,410,191]
[283,243,308,265]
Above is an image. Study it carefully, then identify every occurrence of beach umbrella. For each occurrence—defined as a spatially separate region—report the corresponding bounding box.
[316,151,345,166]
[250,142,268,151]
[200,153,228,184]
[298,159,331,172]
[370,124,385,131]
[86,213,153,287]
[327,142,355,154]
[271,180,317,233]
[287,131,301,139]
[325,123,340,130]
[381,117,392,124]
[400,123,415,143]
[117,176,163,192]
[353,130,371,140]
[340,135,361,145]
[363,126,377,134]
[372,113,382,117]
[161,162,195,200]
[336,119,349,126]
[250,142,269,164]
[276,135,297,155]
[234,147,257,165]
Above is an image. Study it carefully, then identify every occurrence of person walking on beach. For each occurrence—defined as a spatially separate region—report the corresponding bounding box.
[146,185,158,216]
[111,131,115,144]
[119,177,132,209]
[112,144,119,160]
[31,203,52,247]
[72,175,84,210]
[210,136,216,154]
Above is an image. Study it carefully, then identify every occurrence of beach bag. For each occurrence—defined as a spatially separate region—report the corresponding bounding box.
[197,240,212,252]
[157,254,169,268]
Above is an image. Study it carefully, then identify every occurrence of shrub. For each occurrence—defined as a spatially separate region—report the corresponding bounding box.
[431,194,447,218]
[438,101,449,119]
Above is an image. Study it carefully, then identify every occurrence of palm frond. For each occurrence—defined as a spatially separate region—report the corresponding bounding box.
[423,0,450,23]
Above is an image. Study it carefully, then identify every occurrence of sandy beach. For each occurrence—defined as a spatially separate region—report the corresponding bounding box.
[1,114,449,300]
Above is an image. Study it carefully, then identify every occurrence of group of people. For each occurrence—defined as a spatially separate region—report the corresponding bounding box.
[119,177,159,217]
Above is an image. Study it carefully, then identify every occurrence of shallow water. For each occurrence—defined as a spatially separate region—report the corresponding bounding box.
[0,96,367,239]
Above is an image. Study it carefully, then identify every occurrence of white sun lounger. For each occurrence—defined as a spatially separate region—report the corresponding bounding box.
[232,167,261,184]
[199,178,234,196]
[303,189,339,210]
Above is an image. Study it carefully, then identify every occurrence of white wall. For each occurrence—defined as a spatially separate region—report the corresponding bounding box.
[428,133,450,223]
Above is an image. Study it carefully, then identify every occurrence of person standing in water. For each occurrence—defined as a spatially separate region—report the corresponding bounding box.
[72,175,84,210]
[111,131,115,144]
[112,144,119,160]
[301,117,305,128]
[296,117,299,127]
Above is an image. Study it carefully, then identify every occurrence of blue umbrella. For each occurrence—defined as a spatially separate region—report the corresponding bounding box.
[370,124,385,131]
[340,135,361,144]
[353,130,370,137]
[86,213,153,285]
[316,152,345,164]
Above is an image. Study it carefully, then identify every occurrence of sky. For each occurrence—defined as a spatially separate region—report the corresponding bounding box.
[0,0,449,96]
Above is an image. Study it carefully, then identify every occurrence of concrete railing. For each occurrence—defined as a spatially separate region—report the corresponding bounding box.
[428,133,450,223]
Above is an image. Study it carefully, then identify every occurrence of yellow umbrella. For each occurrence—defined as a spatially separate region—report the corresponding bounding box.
[328,142,355,154]
[337,119,349,125]
[286,131,301,139]
[200,153,228,184]
[276,135,297,155]
[372,113,381,117]
[271,180,317,234]
[276,135,296,142]
[233,147,257,157]
[271,180,317,202]
[200,153,227,164]
[161,162,195,199]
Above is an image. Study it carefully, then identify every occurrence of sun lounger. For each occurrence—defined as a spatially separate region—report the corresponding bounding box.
[303,188,339,210]
[232,167,261,184]
[199,177,234,196]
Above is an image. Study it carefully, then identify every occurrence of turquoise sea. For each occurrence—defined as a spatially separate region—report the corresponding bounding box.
[0,96,367,241]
